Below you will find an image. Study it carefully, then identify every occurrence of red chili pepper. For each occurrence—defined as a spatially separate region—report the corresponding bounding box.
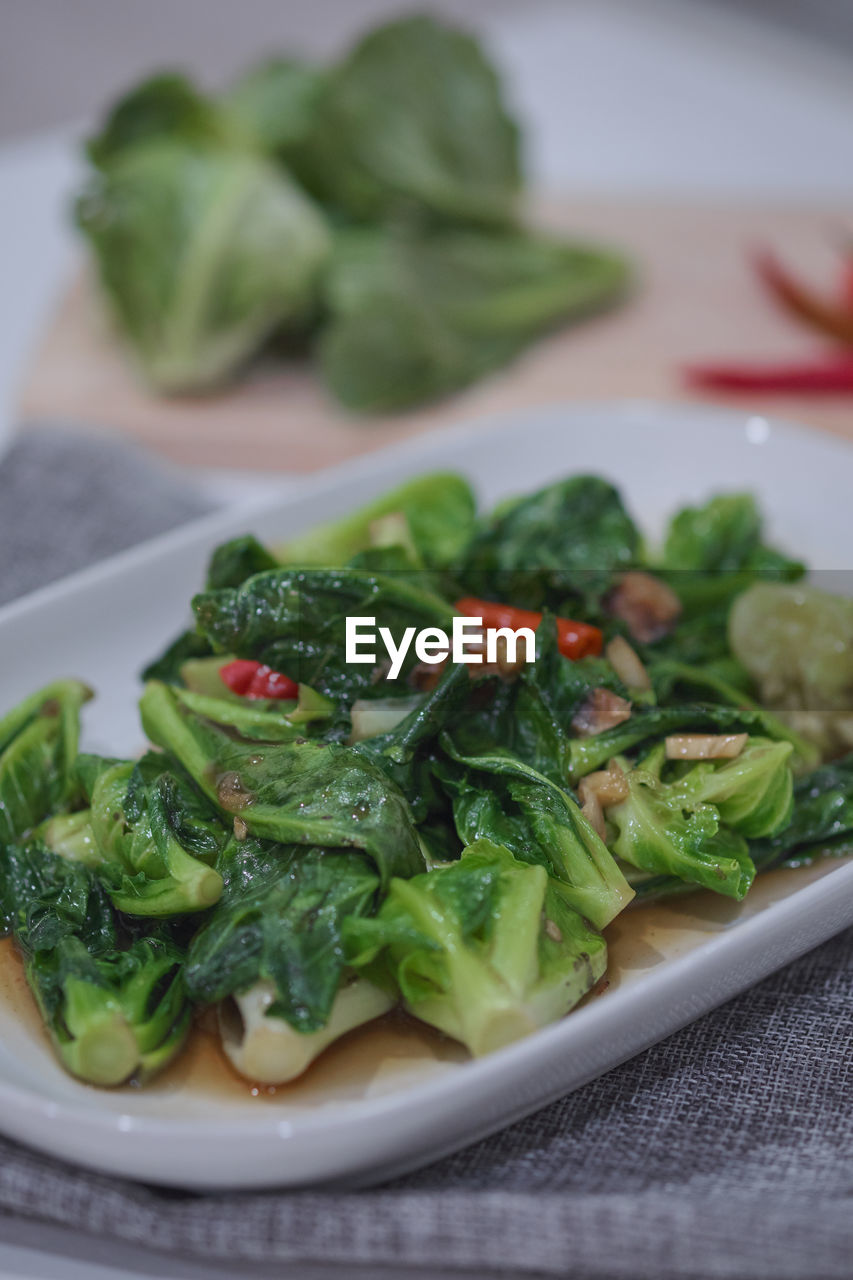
[219,659,299,700]
[684,356,853,393]
[754,249,853,347]
[455,598,602,660]
[842,259,853,310]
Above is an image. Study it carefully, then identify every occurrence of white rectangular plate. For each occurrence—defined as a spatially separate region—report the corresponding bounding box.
[1,401,851,1190]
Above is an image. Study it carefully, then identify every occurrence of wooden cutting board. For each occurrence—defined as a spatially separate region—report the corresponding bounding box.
[18,198,853,471]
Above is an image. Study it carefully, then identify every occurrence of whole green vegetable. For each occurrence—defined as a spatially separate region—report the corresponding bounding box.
[75,15,631,412]
[292,15,521,226]
[76,140,330,392]
[320,229,629,412]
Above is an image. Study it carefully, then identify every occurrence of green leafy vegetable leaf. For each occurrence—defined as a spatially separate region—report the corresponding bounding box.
[192,564,455,706]
[320,228,628,412]
[608,760,755,900]
[294,16,521,226]
[279,472,476,571]
[76,141,330,392]
[345,838,607,1055]
[140,681,424,882]
[750,754,853,869]
[663,493,802,577]
[0,841,190,1084]
[664,738,794,840]
[71,751,227,915]
[438,740,634,928]
[186,839,379,1031]
[0,681,91,844]
[85,73,237,168]
[459,474,640,612]
[206,534,280,590]
[223,59,326,161]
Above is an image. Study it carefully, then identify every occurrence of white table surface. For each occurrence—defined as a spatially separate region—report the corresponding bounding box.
[0,0,852,1275]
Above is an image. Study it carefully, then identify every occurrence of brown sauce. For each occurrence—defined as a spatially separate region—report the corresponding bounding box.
[0,938,40,1033]
[150,1006,466,1102]
[601,857,844,992]
[0,939,464,1100]
[0,855,844,1099]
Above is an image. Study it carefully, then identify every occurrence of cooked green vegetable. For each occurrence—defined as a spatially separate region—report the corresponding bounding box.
[438,742,634,928]
[663,493,803,578]
[354,664,471,810]
[729,582,853,760]
[219,976,391,1084]
[141,534,281,686]
[141,628,213,685]
[0,841,190,1084]
[139,681,423,882]
[279,472,476,570]
[0,681,91,844]
[67,752,226,916]
[751,754,853,869]
[655,493,804,665]
[608,755,756,901]
[647,655,814,762]
[192,564,455,707]
[459,475,640,613]
[320,228,629,412]
[293,16,521,226]
[76,140,330,392]
[206,534,280,590]
[185,838,380,1032]
[349,695,425,744]
[605,734,793,900]
[469,620,630,785]
[146,513,461,699]
[36,810,98,864]
[167,685,333,741]
[345,838,607,1055]
[567,700,798,783]
[666,738,793,840]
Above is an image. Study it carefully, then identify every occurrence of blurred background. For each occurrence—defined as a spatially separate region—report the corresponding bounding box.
[3,0,853,192]
[2,0,853,478]
[3,1,853,140]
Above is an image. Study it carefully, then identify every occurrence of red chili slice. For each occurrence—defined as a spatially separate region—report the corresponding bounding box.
[219,660,298,700]
[684,357,853,393]
[454,598,603,660]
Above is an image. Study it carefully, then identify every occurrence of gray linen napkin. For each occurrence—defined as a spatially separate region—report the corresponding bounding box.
[0,428,851,1280]
[0,427,213,606]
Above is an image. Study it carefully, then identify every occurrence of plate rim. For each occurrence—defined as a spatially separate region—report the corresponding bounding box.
[2,396,850,627]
